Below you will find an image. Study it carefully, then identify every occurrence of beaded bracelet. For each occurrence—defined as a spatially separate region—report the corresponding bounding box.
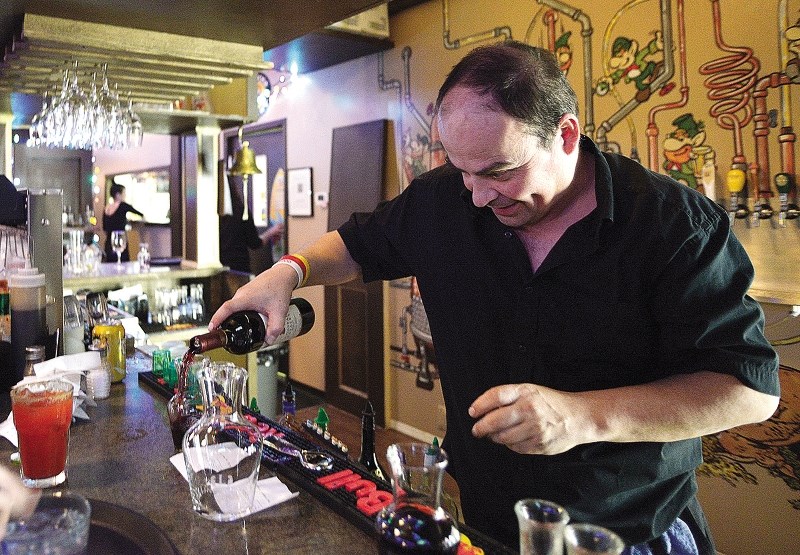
[275,254,310,289]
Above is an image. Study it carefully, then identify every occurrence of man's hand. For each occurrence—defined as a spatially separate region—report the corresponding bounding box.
[0,465,41,540]
[468,372,780,454]
[469,384,590,455]
[209,263,297,344]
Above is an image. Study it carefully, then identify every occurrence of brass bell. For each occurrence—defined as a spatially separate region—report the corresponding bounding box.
[229,140,262,176]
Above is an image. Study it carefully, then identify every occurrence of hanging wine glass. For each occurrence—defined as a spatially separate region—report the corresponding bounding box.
[124,92,143,148]
[62,60,93,149]
[96,63,118,149]
[88,69,105,149]
[28,90,48,147]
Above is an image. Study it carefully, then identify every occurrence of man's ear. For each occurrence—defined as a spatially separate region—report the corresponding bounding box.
[557,114,581,155]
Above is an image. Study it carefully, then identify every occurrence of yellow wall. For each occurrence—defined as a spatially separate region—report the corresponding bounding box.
[255,1,800,553]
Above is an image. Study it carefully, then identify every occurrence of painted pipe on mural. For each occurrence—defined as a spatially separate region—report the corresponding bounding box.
[646,0,689,172]
[698,0,759,170]
[595,0,675,154]
[536,0,596,139]
[441,0,512,50]
[752,72,793,212]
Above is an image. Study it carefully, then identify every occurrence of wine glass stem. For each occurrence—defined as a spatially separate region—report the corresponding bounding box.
[117,252,122,267]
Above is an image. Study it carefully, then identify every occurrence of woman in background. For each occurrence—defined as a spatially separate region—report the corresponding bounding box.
[102,183,143,262]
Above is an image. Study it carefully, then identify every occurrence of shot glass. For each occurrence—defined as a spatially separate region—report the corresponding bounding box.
[11,379,74,488]
[564,523,625,555]
[1,491,91,555]
[515,498,570,555]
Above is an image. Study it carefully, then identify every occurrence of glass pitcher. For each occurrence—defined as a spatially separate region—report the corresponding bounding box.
[376,442,461,554]
[182,362,263,522]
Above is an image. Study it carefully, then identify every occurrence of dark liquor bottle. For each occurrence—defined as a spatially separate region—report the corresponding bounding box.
[359,400,388,481]
[189,298,314,355]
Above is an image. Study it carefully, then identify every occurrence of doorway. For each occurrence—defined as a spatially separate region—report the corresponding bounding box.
[221,120,288,276]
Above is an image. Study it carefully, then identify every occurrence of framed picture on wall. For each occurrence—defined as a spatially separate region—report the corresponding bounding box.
[288,167,313,217]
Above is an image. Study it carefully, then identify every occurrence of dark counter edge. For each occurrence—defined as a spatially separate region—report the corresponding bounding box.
[137,372,516,555]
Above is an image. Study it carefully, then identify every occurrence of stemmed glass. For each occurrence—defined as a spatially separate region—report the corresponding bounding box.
[110,230,127,267]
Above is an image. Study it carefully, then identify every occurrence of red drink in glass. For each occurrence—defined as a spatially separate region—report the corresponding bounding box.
[11,379,74,487]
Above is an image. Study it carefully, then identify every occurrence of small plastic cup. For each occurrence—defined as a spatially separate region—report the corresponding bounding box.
[151,349,172,380]
[1,491,91,555]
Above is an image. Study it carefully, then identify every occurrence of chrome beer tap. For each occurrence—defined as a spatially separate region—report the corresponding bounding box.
[726,168,748,225]
[776,173,792,227]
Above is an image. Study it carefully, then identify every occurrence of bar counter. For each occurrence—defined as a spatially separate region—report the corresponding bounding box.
[0,372,379,554]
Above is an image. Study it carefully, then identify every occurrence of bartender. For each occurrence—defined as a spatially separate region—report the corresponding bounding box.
[211,42,779,554]
[102,183,143,262]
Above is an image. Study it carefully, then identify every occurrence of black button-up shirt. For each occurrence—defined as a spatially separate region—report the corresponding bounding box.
[338,136,779,547]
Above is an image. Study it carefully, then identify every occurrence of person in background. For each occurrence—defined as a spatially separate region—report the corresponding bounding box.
[219,214,284,274]
[0,465,40,540]
[210,42,779,554]
[219,176,284,274]
[102,183,143,262]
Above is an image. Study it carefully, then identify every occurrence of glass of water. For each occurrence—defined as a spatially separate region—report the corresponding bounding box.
[2,491,91,555]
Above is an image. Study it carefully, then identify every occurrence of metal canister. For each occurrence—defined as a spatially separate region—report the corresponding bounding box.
[22,345,46,377]
[92,321,126,382]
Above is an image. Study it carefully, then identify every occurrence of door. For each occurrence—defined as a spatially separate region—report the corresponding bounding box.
[221,121,289,380]
[325,120,388,425]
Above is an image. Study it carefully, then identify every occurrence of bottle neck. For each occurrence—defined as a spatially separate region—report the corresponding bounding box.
[189,330,226,353]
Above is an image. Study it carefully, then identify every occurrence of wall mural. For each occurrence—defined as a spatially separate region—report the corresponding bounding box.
[379,0,800,510]
[698,364,800,510]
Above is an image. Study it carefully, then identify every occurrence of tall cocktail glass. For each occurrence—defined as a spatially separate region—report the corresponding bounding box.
[11,379,74,488]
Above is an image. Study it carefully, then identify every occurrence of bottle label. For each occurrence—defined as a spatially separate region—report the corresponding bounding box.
[274,305,302,343]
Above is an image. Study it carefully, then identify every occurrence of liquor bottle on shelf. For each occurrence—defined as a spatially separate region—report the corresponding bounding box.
[188,298,314,355]
[359,400,388,481]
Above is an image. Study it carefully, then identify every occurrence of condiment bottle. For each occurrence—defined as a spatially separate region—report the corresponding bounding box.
[8,267,48,381]
[86,342,111,400]
[277,380,296,428]
[188,298,314,355]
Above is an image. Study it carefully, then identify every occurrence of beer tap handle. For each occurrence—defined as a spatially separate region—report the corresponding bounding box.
[775,173,790,228]
[726,168,747,224]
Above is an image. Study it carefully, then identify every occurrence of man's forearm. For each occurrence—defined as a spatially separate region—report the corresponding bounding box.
[585,371,780,444]
[296,231,362,287]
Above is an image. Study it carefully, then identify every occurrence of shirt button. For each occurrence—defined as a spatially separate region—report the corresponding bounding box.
[517,344,527,353]
[504,231,514,239]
